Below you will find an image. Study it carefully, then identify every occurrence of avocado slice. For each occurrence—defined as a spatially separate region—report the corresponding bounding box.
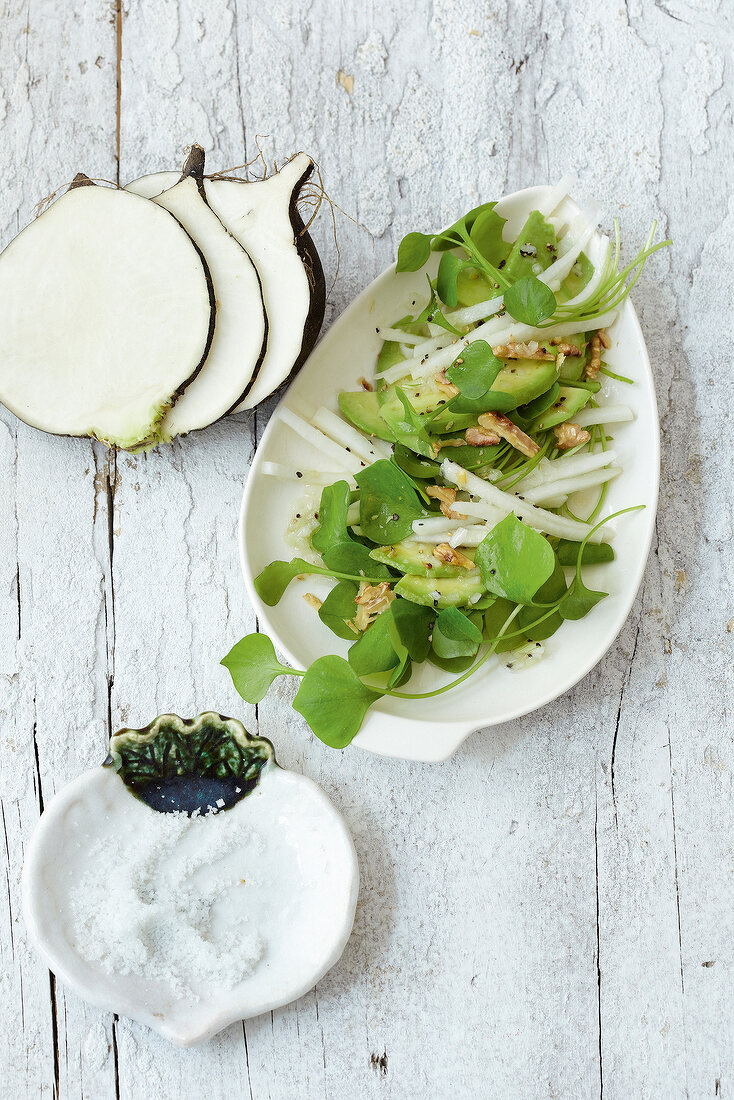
[370,541,478,579]
[503,211,558,281]
[558,335,588,382]
[456,265,495,306]
[395,573,486,609]
[338,390,396,442]
[379,383,477,433]
[491,358,558,408]
[530,386,591,432]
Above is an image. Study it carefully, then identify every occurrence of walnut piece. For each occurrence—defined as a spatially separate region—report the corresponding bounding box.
[434,370,459,396]
[492,342,554,360]
[477,411,539,457]
[548,340,582,356]
[302,592,323,611]
[350,581,395,632]
[433,543,475,569]
[426,484,465,519]
[465,426,501,447]
[553,422,591,450]
[585,331,602,379]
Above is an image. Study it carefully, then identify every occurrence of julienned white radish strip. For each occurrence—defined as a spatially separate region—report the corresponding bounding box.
[311,407,391,465]
[407,309,620,381]
[278,408,363,473]
[536,173,576,217]
[376,327,425,345]
[261,461,356,488]
[411,517,469,536]
[410,332,456,359]
[559,235,611,309]
[405,527,489,547]
[458,497,610,544]
[534,495,567,509]
[445,295,505,329]
[346,502,360,525]
[573,405,634,428]
[510,450,617,491]
[0,182,213,448]
[522,467,622,505]
[440,459,610,543]
[152,173,267,438]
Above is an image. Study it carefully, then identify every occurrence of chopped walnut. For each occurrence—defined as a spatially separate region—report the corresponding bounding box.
[553,422,591,450]
[434,370,459,397]
[585,331,602,379]
[492,342,554,361]
[465,426,500,447]
[426,484,465,519]
[477,411,539,457]
[598,328,611,350]
[433,543,475,569]
[303,592,323,611]
[548,340,582,356]
[350,581,395,632]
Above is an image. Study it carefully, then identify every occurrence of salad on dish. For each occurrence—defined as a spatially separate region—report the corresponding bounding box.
[223,181,669,749]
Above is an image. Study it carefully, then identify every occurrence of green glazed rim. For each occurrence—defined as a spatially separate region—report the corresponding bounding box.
[106,711,275,790]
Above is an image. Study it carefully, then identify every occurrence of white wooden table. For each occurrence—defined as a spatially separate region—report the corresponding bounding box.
[1,2,732,1096]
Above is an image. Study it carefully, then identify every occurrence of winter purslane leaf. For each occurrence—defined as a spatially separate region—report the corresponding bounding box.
[221,634,294,704]
[476,514,556,604]
[293,656,379,748]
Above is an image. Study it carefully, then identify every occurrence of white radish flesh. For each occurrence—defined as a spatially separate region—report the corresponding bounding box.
[278,407,363,473]
[522,467,621,504]
[573,405,634,428]
[0,183,213,448]
[204,154,323,410]
[440,460,609,543]
[311,407,391,464]
[152,176,267,438]
[510,450,617,491]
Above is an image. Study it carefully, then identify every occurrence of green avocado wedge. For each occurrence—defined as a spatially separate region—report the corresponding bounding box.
[395,573,486,609]
[370,541,478,579]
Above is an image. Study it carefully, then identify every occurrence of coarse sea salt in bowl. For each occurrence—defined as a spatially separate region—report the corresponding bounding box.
[22,713,359,1046]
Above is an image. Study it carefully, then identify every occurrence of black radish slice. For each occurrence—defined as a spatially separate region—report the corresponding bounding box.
[125,171,180,200]
[204,153,325,410]
[151,166,268,439]
[0,182,213,448]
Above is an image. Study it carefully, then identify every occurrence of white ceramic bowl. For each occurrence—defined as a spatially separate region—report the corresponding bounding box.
[239,186,659,762]
[22,762,359,1045]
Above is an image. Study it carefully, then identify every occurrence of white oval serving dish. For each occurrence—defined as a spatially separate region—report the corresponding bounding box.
[239,185,659,762]
[22,758,359,1045]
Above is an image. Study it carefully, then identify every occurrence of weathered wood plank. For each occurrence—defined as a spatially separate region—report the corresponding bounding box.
[0,2,122,1097]
[1,0,732,1097]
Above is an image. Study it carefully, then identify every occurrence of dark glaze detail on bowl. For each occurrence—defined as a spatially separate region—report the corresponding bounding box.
[105,712,275,816]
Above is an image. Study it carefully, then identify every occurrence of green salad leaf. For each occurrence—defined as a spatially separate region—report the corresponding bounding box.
[396,232,432,272]
[318,580,360,640]
[469,207,507,268]
[221,634,294,704]
[348,611,401,676]
[446,340,503,400]
[293,656,378,748]
[431,607,483,659]
[504,276,557,326]
[356,459,428,543]
[476,514,556,603]
[390,598,435,662]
